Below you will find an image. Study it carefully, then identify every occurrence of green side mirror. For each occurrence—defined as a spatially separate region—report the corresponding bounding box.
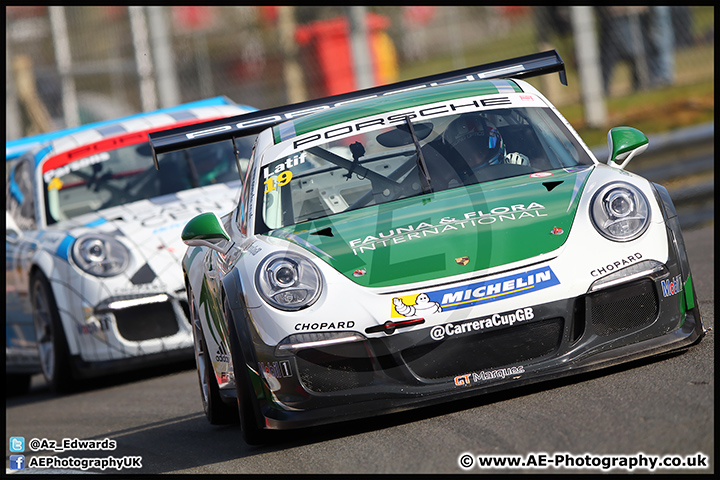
[607,126,649,169]
[182,212,230,252]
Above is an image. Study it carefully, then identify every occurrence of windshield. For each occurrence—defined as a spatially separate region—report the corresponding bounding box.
[256,106,593,233]
[42,138,253,225]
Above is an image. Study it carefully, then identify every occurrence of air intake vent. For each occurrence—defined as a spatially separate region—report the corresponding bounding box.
[296,341,374,393]
[401,318,563,380]
[114,301,179,341]
[588,279,658,336]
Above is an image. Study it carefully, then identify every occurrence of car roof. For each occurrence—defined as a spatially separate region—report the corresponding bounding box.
[270,79,525,143]
[47,104,254,158]
[5,96,255,162]
[26,107,256,177]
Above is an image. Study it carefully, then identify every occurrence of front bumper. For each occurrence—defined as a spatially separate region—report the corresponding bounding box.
[6,347,42,375]
[244,256,704,431]
[59,286,194,371]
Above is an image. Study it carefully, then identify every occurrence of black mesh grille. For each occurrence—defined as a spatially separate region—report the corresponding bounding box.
[401,318,564,380]
[588,279,658,337]
[114,302,180,341]
[296,341,375,393]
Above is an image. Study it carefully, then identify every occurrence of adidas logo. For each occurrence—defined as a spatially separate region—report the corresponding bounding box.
[215,343,229,362]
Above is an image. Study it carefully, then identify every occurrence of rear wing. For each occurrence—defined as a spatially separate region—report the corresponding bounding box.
[149,49,566,169]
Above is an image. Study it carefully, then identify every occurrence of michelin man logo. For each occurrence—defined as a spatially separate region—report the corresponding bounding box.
[393,293,442,317]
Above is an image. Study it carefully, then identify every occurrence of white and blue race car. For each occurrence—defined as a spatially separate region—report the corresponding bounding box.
[5,97,256,394]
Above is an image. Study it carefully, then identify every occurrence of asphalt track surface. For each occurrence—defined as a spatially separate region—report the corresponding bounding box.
[5,225,714,475]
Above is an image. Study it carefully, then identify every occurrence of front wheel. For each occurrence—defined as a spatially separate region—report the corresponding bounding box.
[225,296,275,445]
[190,289,238,425]
[31,274,76,393]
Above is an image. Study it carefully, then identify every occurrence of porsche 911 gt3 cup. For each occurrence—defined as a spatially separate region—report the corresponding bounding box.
[5,97,256,394]
[148,51,705,444]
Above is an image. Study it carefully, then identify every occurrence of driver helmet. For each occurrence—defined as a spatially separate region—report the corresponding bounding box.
[441,114,505,170]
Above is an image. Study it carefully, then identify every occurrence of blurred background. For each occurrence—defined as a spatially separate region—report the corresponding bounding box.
[5,6,714,148]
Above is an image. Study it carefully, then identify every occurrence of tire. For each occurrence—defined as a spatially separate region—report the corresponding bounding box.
[6,373,32,397]
[225,296,274,445]
[190,289,238,425]
[31,273,76,393]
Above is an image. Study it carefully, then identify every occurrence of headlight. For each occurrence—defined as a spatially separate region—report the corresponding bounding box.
[591,182,650,242]
[256,252,322,311]
[71,233,130,277]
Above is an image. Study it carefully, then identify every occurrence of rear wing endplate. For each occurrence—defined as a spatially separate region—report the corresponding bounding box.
[149,49,566,169]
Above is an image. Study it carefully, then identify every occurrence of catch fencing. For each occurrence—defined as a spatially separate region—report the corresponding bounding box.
[6,6,714,140]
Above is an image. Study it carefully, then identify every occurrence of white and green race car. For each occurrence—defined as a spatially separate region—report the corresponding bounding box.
[149,51,705,444]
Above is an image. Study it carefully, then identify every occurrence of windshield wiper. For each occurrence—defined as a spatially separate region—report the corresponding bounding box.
[405,116,432,193]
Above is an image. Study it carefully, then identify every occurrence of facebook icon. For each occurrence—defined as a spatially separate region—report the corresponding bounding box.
[9,455,25,470]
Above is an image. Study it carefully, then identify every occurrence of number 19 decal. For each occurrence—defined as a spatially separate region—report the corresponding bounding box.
[264,170,292,193]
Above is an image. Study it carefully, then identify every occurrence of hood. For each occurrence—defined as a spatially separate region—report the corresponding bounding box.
[52,183,241,284]
[268,168,593,288]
